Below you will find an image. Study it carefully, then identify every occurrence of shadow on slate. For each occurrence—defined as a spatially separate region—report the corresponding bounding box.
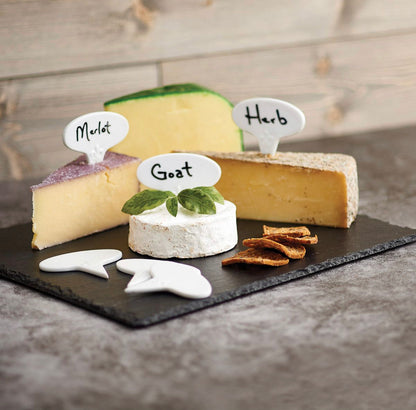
[1,215,415,328]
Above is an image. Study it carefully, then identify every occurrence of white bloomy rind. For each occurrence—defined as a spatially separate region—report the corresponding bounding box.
[128,200,238,259]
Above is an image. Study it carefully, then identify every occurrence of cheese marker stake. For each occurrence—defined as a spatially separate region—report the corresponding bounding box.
[63,111,129,164]
[136,152,221,194]
[232,98,305,155]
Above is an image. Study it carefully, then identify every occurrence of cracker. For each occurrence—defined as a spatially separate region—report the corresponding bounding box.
[262,225,311,237]
[222,248,289,267]
[263,234,318,245]
[242,238,306,259]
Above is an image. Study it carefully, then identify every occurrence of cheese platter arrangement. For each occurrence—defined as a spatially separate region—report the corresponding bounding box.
[1,83,415,327]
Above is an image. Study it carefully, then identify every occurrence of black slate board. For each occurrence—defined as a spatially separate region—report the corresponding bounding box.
[1,215,415,328]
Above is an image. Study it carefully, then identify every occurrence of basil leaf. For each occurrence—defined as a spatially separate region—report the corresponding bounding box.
[122,190,175,215]
[178,188,216,215]
[166,196,178,217]
[194,186,224,205]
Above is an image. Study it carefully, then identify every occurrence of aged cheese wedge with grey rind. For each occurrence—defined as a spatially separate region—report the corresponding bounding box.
[31,152,140,250]
[104,84,243,159]
[195,151,358,228]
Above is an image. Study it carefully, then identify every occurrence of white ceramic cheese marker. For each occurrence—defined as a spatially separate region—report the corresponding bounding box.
[63,111,129,164]
[232,98,305,155]
[117,259,212,299]
[39,249,122,279]
[137,152,221,194]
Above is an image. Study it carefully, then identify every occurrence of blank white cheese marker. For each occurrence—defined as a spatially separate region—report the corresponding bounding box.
[39,249,122,279]
[117,259,212,299]
[232,98,305,155]
[63,111,129,164]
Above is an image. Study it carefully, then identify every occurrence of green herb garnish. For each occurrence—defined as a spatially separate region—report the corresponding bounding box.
[193,186,225,205]
[178,188,216,215]
[122,187,224,217]
[121,190,175,215]
[166,196,178,217]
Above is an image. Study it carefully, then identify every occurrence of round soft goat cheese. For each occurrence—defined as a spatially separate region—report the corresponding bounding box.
[128,200,238,259]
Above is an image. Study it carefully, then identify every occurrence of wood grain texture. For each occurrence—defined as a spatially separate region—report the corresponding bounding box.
[1,0,416,78]
[0,65,158,180]
[1,0,416,181]
[163,31,416,143]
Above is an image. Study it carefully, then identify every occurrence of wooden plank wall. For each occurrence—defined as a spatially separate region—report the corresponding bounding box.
[1,0,416,180]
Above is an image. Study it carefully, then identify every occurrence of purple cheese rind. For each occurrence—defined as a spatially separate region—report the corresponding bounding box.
[31,152,140,191]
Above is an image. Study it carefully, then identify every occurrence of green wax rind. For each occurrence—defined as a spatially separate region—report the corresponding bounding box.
[104,83,244,151]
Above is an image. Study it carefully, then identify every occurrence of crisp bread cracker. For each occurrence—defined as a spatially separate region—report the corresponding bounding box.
[263,234,318,245]
[242,238,306,259]
[222,248,289,267]
[262,225,311,237]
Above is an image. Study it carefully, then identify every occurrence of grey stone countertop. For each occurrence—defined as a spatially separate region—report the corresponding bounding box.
[1,127,415,410]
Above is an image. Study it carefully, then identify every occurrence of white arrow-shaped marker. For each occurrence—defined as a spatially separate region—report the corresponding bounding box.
[39,249,122,279]
[117,259,212,299]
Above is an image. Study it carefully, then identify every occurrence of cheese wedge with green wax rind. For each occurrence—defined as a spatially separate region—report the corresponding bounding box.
[104,84,243,159]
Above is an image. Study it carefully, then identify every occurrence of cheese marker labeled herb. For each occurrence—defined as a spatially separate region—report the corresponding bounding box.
[122,186,224,217]
[232,98,305,155]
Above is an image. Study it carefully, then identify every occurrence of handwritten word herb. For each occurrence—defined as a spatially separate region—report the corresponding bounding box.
[245,104,287,126]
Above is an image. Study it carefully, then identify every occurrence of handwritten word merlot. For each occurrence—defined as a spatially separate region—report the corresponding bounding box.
[151,161,193,181]
[76,121,111,142]
[245,104,287,126]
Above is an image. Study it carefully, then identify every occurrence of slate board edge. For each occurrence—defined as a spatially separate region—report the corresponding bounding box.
[0,265,140,327]
[1,232,415,329]
[128,232,416,327]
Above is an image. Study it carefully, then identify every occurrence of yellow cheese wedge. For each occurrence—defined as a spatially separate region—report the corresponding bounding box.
[104,84,243,159]
[31,152,140,250]
[198,151,359,228]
